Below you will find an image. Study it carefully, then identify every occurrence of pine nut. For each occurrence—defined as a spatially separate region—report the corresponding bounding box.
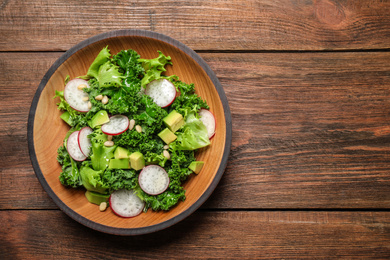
[77,84,87,90]
[135,125,142,133]
[163,150,170,160]
[129,119,135,130]
[101,95,109,104]
[107,135,113,141]
[163,145,169,150]
[104,141,114,147]
[87,101,92,109]
[82,96,89,101]
[95,94,103,100]
[99,202,107,212]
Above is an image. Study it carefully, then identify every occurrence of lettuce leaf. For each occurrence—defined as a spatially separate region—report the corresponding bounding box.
[96,61,123,88]
[138,51,172,87]
[170,112,210,150]
[86,46,111,79]
[79,166,107,194]
[89,129,116,171]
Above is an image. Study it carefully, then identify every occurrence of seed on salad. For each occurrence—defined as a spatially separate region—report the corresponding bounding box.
[104,140,114,147]
[82,96,89,101]
[163,150,170,160]
[163,145,169,150]
[77,84,87,90]
[135,125,142,133]
[101,95,109,104]
[87,101,92,109]
[107,135,113,141]
[99,202,107,212]
[95,94,103,100]
[129,119,135,130]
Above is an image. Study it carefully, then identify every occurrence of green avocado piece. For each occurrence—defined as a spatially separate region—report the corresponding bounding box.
[108,158,131,169]
[89,110,110,128]
[114,146,130,159]
[60,111,72,126]
[85,190,110,205]
[129,151,145,171]
[158,128,177,144]
[163,110,184,133]
[188,161,204,174]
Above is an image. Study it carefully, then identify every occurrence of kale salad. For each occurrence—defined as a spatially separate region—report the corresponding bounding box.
[54,46,216,217]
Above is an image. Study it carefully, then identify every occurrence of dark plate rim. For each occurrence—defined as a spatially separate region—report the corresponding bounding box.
[27,29,232,236]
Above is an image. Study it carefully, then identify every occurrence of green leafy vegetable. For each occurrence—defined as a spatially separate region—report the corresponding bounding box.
[170,112,210,150]
[138,51,172,87]
[58,146,82,188]
[80,166,107,194]
[56,47,212,212]
[85,46,111,79]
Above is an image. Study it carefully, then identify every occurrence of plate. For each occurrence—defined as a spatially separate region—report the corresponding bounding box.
[28,30,232,235]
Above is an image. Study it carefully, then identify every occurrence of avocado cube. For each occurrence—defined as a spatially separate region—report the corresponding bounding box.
[114,146,130,159]
[163,110,184,133]
[158,128,177,144]
[89,110,110,128]
[188,161,204,174]
[60,111,73,126]
[129,151,145,171]
[85,190,110,205]
[108,158,131,169]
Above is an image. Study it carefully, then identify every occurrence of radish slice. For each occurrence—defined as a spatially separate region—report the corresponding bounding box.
[139,165,170,195]
[64,79,91,112]
[199,109,216,139]
[101,115,129,135]
[67,131,87,161]
[109,189,145,218]
[78,126,93,157]
[145,79,176,108]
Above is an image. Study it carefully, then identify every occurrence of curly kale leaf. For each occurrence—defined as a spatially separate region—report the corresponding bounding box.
[169,81,209,114]
[139,189,186,211]
[113,49,144,79]
[102,169,138,193]
[58,146,82,188]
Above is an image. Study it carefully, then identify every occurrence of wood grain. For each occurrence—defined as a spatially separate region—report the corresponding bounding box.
[1,210,390,259]
[1,51,390,210]
[0,0,389,51]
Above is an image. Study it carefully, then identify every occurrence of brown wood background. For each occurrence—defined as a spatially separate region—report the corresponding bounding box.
[1,0,390,258]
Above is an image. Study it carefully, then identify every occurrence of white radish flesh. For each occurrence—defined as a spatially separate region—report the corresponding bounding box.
[198,109,216,139]
[78,126,93,157]
[64,79,91,112]
[67,131,87,161]
[109,189,145,218]
[139,165,170,195]
[145,79,176,108]
[101,115,129,135]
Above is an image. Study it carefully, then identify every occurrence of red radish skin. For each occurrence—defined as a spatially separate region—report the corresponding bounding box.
[63,79,91,112]
[78,126,93,157]
[145,79,176,108]
[139,165,170,195]
[67,131,87,161]
[199,109,216,139]
[109,189,145,218]
[101,115,129,136]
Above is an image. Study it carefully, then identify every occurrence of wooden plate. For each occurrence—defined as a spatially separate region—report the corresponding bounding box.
[28,30,232,235]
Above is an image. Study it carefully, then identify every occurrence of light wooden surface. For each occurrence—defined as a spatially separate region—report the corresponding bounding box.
[1,0,390,258]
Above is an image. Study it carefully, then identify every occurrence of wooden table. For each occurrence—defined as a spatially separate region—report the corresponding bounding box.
[1,0,390,258]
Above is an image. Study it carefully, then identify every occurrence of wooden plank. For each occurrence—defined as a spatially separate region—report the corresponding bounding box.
[1,52,390,209]
[0,0,389,51]
[1,210,389,258]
